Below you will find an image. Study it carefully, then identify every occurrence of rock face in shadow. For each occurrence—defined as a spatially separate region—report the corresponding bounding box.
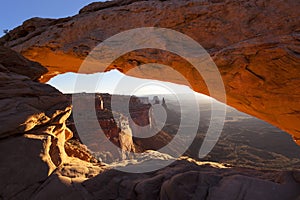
[0,46,103,199]
[0,46,72,139]
[68,158,300,200]
[0,46,47,80]
[1,0,299,144]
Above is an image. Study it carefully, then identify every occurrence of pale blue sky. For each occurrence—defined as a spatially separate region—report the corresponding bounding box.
[0,0,104,37]
[47,70,212,97]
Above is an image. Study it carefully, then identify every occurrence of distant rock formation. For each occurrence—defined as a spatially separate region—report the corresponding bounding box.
[162,97,167,108]
[152,96,160,105]
[117,115,136,159]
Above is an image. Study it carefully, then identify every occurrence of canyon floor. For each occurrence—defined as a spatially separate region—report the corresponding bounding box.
[65,93,300,171]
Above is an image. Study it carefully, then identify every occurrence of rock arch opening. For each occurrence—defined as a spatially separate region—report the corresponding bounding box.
[1,0,300,198]
[47,69,300,170]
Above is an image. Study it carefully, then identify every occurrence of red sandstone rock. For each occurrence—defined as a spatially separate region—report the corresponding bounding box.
[1,0,300,199]
[0,46,102,198]
[1,0,299,143]
[0,51,72,138]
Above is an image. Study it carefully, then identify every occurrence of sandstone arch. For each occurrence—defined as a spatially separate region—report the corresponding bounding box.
[1,0,299,143]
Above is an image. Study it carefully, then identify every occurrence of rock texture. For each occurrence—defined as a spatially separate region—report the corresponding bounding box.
[65,93,184,163]
[34,157,300,200]
[0,46,72,139]
[0,45,300,199]
[1,0,299,144]
[0,46,103,199]
[1,0,300,199]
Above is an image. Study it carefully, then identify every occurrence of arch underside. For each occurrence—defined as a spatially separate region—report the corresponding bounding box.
[1,0,299,144]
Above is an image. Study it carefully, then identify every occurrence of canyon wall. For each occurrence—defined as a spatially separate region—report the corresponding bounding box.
[66,93,152,151]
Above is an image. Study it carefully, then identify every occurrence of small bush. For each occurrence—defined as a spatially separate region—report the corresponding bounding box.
[3,29,9,34]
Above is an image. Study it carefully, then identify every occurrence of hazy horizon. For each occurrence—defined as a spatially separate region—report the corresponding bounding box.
[47,69,212,100]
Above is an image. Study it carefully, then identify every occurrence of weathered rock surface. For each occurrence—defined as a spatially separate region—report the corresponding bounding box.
[1,46,299,199]
[19,150,300,200]
[75,158,300,200]
[0,46,47,80]
[1,0,299,144]
[1,0,300,199]
[0,46,72,139]
[0,134,54,199]
[0,46,103,199]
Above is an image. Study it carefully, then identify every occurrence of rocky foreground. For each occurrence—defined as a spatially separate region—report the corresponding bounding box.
[1,46,300,199]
